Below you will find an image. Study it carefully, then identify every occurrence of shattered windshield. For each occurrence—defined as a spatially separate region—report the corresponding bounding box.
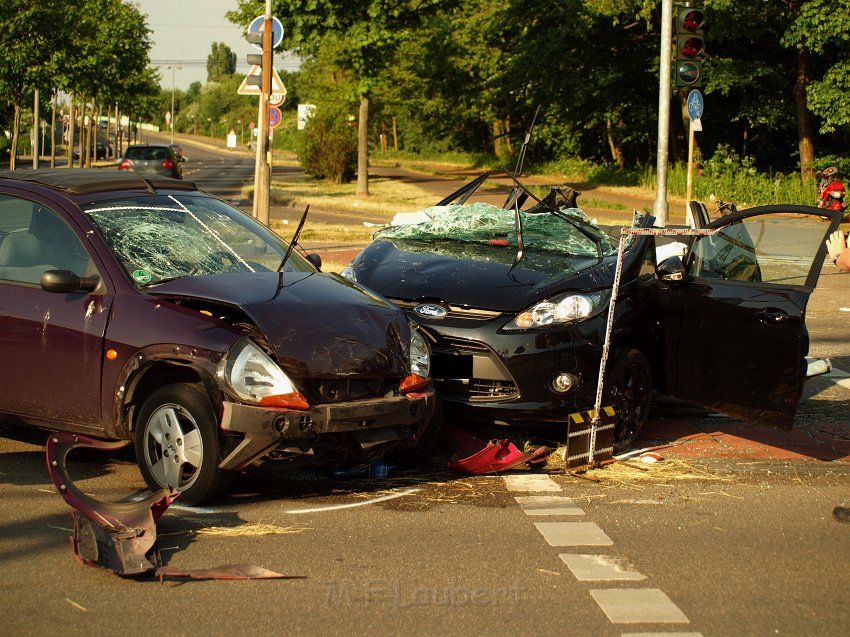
[83,194,312,286]
[373,202,617,257]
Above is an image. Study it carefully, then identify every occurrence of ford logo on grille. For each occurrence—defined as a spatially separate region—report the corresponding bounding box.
[413,304,448,319]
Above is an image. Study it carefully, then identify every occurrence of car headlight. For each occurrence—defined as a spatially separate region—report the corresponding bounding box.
[217,337,309,409]
[504,291,608,330]
[401,326,431,393]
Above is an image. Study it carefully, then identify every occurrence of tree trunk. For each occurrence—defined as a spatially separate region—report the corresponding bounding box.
[50,90,57,168]
[492,119,502,158]
[356,93,369,197]
[68,94,75,168]
[606,116,626,172]
[794,49,816,182]
[10,103,21,170]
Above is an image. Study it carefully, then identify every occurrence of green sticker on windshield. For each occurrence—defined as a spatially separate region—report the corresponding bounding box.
[132,270,152,284]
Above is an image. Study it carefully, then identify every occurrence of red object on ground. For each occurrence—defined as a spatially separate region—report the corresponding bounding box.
[445,425,553,474]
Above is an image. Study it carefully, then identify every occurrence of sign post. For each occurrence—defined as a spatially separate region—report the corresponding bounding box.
[685,89,704,226]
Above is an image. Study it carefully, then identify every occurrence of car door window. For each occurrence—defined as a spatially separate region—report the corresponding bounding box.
[689,213,829,286]
[0,195,92,284]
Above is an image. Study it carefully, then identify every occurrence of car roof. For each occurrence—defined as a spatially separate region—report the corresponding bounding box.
[0,169,198,195]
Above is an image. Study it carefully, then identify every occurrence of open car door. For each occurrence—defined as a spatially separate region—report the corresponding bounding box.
[657,204,842,428]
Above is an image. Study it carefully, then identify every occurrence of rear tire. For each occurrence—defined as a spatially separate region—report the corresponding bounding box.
[607,349,653,454]
[134,383,233,505]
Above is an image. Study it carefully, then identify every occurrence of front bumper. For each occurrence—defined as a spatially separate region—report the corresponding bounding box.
[218,387,436,470]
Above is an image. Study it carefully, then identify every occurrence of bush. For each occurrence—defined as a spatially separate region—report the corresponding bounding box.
[296,109,357,184]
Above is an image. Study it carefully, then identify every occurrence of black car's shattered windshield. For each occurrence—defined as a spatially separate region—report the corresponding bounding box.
[373,202,618,257]
[83,194,313,286]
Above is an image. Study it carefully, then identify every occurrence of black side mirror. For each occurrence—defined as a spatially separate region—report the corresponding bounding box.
[656,256,687,283]
[306,253,322,270]
[42,270,100,294]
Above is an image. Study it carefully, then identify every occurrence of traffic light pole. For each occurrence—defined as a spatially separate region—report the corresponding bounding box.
[652,0,674,227]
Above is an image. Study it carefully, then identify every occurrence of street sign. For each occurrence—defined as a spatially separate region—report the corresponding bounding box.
[237,65,286,95]
[269,89,287,107]
[269,106,282,129]
[687,89,704,120]
[248,15,284,50]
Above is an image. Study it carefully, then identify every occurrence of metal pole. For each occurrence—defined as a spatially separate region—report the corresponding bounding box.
[167,65,181,144]
[652,0,674,226]
[33,89,40,169]
[255,0,273,226]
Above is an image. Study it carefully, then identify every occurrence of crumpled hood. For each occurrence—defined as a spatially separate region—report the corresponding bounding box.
[149,271,411,378]
[351,239,612,312]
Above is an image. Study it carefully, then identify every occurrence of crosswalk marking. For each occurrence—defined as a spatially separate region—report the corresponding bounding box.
[560,554,645,581]
[534,521,613,546]
[502,474,562,492]
[514,495,584,516]
[590,588,690,624]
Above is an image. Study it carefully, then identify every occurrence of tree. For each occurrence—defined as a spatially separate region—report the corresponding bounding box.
[228,0,455,196]
[207,42,237,83]
[0,0,70,168]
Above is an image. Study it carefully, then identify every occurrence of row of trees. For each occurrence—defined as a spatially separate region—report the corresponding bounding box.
[225,0,849,193]
[0,0,161,169]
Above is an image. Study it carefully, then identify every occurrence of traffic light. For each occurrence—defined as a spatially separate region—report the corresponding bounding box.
[245,31,266,88]
[675,6,705,89]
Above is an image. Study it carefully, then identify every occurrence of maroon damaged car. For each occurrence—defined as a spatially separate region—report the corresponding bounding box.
[0,170,436,504]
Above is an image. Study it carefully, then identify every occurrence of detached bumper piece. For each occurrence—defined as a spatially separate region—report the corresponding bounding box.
[445,425,553,475]
[45,432,176,577]
[45,432,294,582]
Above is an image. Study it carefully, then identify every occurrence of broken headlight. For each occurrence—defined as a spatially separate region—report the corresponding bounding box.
[217,337,309,409]
[401,327,431,393]
[504,291,608,330]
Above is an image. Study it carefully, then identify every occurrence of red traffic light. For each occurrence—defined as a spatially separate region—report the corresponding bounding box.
[680,9,705,32]
[679,36,704,59]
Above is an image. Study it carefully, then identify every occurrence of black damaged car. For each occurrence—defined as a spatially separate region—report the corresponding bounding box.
[342,173,841,450]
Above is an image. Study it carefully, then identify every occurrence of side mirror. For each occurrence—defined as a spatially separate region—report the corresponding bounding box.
[42,270,100,294]
[656,256,687,283]
[306,253,322,270]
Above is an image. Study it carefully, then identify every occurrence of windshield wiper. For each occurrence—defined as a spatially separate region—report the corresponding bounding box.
[503,105,540,210]
[501,168,605,260]
[278,205,310,272]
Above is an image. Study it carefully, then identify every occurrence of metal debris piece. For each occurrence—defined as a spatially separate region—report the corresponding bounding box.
[45,431,176,577]
[156,563,303,582]
[445,425,553,475]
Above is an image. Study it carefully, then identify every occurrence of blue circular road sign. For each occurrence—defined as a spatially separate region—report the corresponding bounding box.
[687,89,704,120]
[249,16,284,50]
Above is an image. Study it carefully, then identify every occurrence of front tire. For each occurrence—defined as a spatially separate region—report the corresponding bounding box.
[607,349,653,454]
[134,383,233,505]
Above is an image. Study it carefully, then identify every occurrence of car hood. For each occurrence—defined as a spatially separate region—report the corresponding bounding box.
[351,238,622,312]
[149,271,410,378]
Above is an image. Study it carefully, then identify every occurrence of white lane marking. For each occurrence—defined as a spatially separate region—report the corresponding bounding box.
[590,588,690,624]
[503,474,562,492]
[514,495,585,516]
[535,521,613,546]
[284,488,421,513]
[621,633,703,637]
[559,554,645,581]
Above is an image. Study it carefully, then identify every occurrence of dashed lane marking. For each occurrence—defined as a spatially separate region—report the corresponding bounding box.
[514,495,585,515]
[534,521,613,546]
[559,554,646,581]
[502,474,562,492]
[590,588,690,624]
[621,633,703,637]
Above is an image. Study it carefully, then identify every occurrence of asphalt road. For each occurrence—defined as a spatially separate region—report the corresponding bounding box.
[1,139,849,636]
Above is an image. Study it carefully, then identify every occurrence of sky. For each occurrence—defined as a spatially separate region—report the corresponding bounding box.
[135,0,299,90]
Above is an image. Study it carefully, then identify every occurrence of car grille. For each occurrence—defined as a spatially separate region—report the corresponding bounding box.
[425,332,519,402]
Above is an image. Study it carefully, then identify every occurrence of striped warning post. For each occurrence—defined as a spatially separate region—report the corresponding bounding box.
[566,405,617,468]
